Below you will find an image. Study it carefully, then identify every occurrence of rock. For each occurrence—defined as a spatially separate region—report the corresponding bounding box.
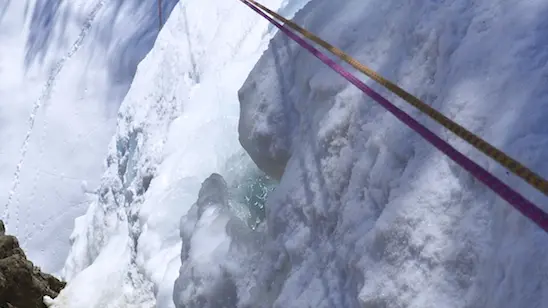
[0,220,66,308]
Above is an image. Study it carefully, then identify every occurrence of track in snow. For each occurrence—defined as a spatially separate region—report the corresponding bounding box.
[3,0,106,223]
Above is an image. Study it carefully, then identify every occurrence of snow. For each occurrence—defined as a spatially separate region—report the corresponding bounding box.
[0,0,179,273]
[10,0,548,307]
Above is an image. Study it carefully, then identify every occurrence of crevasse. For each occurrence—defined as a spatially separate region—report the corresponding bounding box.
[51,0,548,307]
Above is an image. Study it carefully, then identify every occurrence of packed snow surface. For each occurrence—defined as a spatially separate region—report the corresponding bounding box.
[0,0,178,273]
[43,0,548,307]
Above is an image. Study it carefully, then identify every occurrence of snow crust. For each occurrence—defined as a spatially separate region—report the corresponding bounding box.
[45,0,548,307]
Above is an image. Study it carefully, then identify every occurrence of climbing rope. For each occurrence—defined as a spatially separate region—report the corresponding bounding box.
[243,0,548,199]
[158,0,163,30]
[241,0,548,232]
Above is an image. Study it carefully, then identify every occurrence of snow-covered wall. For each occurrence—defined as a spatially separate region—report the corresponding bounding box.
[238,0,548,307]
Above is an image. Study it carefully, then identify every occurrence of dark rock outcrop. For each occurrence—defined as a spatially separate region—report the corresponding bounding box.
[0,220,66,308]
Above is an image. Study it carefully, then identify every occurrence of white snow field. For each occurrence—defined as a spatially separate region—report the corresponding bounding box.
[0,0,178,273]
[27,0,548,307]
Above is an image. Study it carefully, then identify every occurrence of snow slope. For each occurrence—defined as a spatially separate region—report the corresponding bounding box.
[49,0,548,307]
[0,0,178,273]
